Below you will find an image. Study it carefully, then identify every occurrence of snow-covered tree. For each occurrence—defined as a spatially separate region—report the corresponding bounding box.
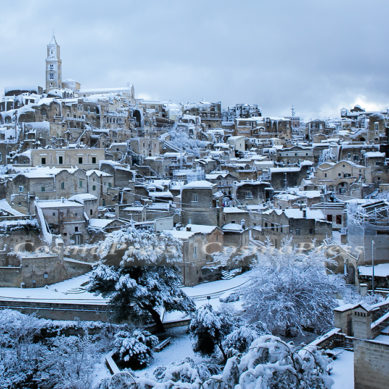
[319,147,336,163]
[151,358,221,388]
[113,329,158,370]
[88,228,195,331]
[242,241,344,337]
[222,326,260,358]
[218,335,332,389]
[189,304,234,361]
[165,127,208,157]
[134,336,332,389]
[0,310,111,389]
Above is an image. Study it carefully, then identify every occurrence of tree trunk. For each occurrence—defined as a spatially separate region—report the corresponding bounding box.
[218,342,227,364]
[142,304,165,333]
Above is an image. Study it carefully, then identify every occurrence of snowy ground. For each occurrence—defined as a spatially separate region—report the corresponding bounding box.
[137,326,199,380]
[1,271,355,387]
[0,273,104,302]
[329,348,354,389]
[0,270,252,308]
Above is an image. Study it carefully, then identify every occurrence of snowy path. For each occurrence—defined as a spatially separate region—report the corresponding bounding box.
[329,349,354,389]
[183,271,251,300]
[0,270,252,303]
[137,326,199,379]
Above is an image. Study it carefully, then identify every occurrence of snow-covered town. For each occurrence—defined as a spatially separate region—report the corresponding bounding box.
[1,2,389,388]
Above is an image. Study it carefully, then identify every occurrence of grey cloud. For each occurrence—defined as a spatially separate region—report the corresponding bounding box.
[0,0,388,119]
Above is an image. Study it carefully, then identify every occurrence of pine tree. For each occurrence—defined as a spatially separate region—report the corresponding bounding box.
[88,227,195,332]
[189,304,234,362]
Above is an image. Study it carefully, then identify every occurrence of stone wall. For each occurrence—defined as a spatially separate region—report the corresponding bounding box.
[0,255,93,288]
[0,299,111,322]
[0,267,21,286]
[354,339,389,389]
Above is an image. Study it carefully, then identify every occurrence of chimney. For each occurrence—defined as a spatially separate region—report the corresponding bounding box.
[241,219,246,229]
[303,208,307,218]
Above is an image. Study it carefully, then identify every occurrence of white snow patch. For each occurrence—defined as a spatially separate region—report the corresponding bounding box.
[329,348,354,389]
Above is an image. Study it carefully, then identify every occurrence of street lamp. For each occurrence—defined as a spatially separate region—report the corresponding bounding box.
[371,240,375,293]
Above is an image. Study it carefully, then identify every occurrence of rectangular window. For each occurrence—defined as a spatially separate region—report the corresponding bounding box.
[295,228,301,235]
[19,186,24,193]
[193,246,197,259]
[108,182,112,188]
[41,157,46,165]
[92,156,97,164]
[336,215,342,225]
[61,182,64,189]
[192,193,198,202]
[41,186,45,192]
[92,185,96,191]
[75,226,79,232]
[327,214,333,222]
[58,156,63,164]
[79,180,83,188]
[78,157,83,164]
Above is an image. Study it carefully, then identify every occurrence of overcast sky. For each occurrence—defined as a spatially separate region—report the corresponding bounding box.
[0,0,388,119]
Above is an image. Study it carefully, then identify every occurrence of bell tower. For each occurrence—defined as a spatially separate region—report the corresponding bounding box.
[45,35,62,91]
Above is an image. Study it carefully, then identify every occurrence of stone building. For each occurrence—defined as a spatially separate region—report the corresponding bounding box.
[164,224,223,286]
[334,300,389,389]
[276,145,314,165]
[235,116,292,140]
[310,201,346,230]
[268,162,312,190]
[129,137,160,161]
[364,151,389,185]
[338,144,380,164]
[29,148,105,169]
[99,161,135,187]
[35,199,87,245]
[86,169,114,205]
[314,160,368,196]
[253,207,332,248]
[219,206,250,227]
[205,171,237,197]
[273,189,323,210]
[181,180,217,226]
[234,180,273,205]
[183,102,222,129]
[222,223,250,247]
[7,167,88,213]
[227,136,246,154]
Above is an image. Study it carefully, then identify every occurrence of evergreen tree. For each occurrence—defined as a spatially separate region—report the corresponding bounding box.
[88,227,195,332]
